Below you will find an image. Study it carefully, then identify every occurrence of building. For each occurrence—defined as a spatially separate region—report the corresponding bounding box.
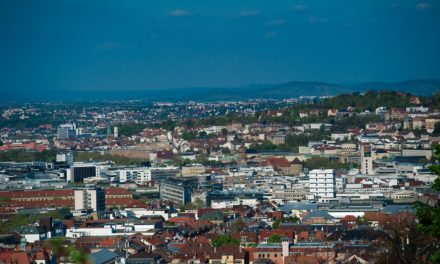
[68,163,96,182]
[291,158,303,176]
[308,169,336,199]
[181,164,206,177]
[113,126,119,138]
[74,188,106,212]
[57,123,77,139]
[116,167,152,184]
[149,166,180,181]
[426,117,440,133]
[56,152,74,165]
[160,177,197,205]
[67,162,111,183]
[361,145,374,175]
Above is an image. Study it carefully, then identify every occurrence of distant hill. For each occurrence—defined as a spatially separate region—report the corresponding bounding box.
[345,79,440,96]
[1,79,438,103]
[256,81,352,98]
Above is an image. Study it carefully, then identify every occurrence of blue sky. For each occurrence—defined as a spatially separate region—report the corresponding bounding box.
[0,0,439,91]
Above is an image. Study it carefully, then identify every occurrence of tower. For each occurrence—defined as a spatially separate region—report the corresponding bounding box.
[361,145,374,175]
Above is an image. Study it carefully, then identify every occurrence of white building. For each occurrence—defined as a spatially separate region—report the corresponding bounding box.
[116,167,152,184]
[56,152,74,165]
[74,188,106,212]
[115,166,179,184]
[308,169,336,200]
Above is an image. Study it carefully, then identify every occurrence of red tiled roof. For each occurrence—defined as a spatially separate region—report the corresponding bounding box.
[266,157,291,168]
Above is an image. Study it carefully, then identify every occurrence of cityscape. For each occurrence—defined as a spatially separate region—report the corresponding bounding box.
[1,1,440,264]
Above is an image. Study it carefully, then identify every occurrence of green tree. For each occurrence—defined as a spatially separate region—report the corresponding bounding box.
[356,216,369,225]
[250,141,277,151]
[272,219,282,229]
[284,216,300,223]
[212,234,240,247]
[415,144,440,262]
[304,156,351,170]
[46,237,72,263]
[267,234,282,243]
[70,248,89,264]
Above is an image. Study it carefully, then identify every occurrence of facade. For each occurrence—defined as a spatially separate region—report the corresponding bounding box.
[308,169,336,199]
[57,123,77,139]
[56,152,74,165]
[116,166,179,183]
[160,177,197,204]
[69,164,96,183]
[74,188,106,212]
[116,167,152,184]
[181,164,206,177]
[68,162,111,182]
[360,145,374,175]
[149,166,180,181]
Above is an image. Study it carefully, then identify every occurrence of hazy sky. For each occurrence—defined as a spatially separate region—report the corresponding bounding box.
[1,0,439,91]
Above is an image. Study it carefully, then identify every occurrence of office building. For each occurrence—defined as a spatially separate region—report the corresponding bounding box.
[67,162,111,183]
[57,123,77,139]
[160,177,197,204]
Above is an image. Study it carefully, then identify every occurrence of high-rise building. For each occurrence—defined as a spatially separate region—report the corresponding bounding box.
[57,123,77,139]
[113,126,118,138]
[308,169,336,199]
[361,145,374,175]
[74,187,105,212]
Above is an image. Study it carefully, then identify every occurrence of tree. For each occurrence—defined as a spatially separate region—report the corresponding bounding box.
[267,234,282,243]
[212,234,240,247]
[70,248,89,264]
[374,214,437,264]
[272,219,282,229]
[356,216,369,225]
[304,156,351,170]
[231,218,246,232]
[193,198,206,209]
[46,238,72,263]
[284,216,300,224]
[415,144,440,262]
[432,122,440,136]
[250,141,277,151]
